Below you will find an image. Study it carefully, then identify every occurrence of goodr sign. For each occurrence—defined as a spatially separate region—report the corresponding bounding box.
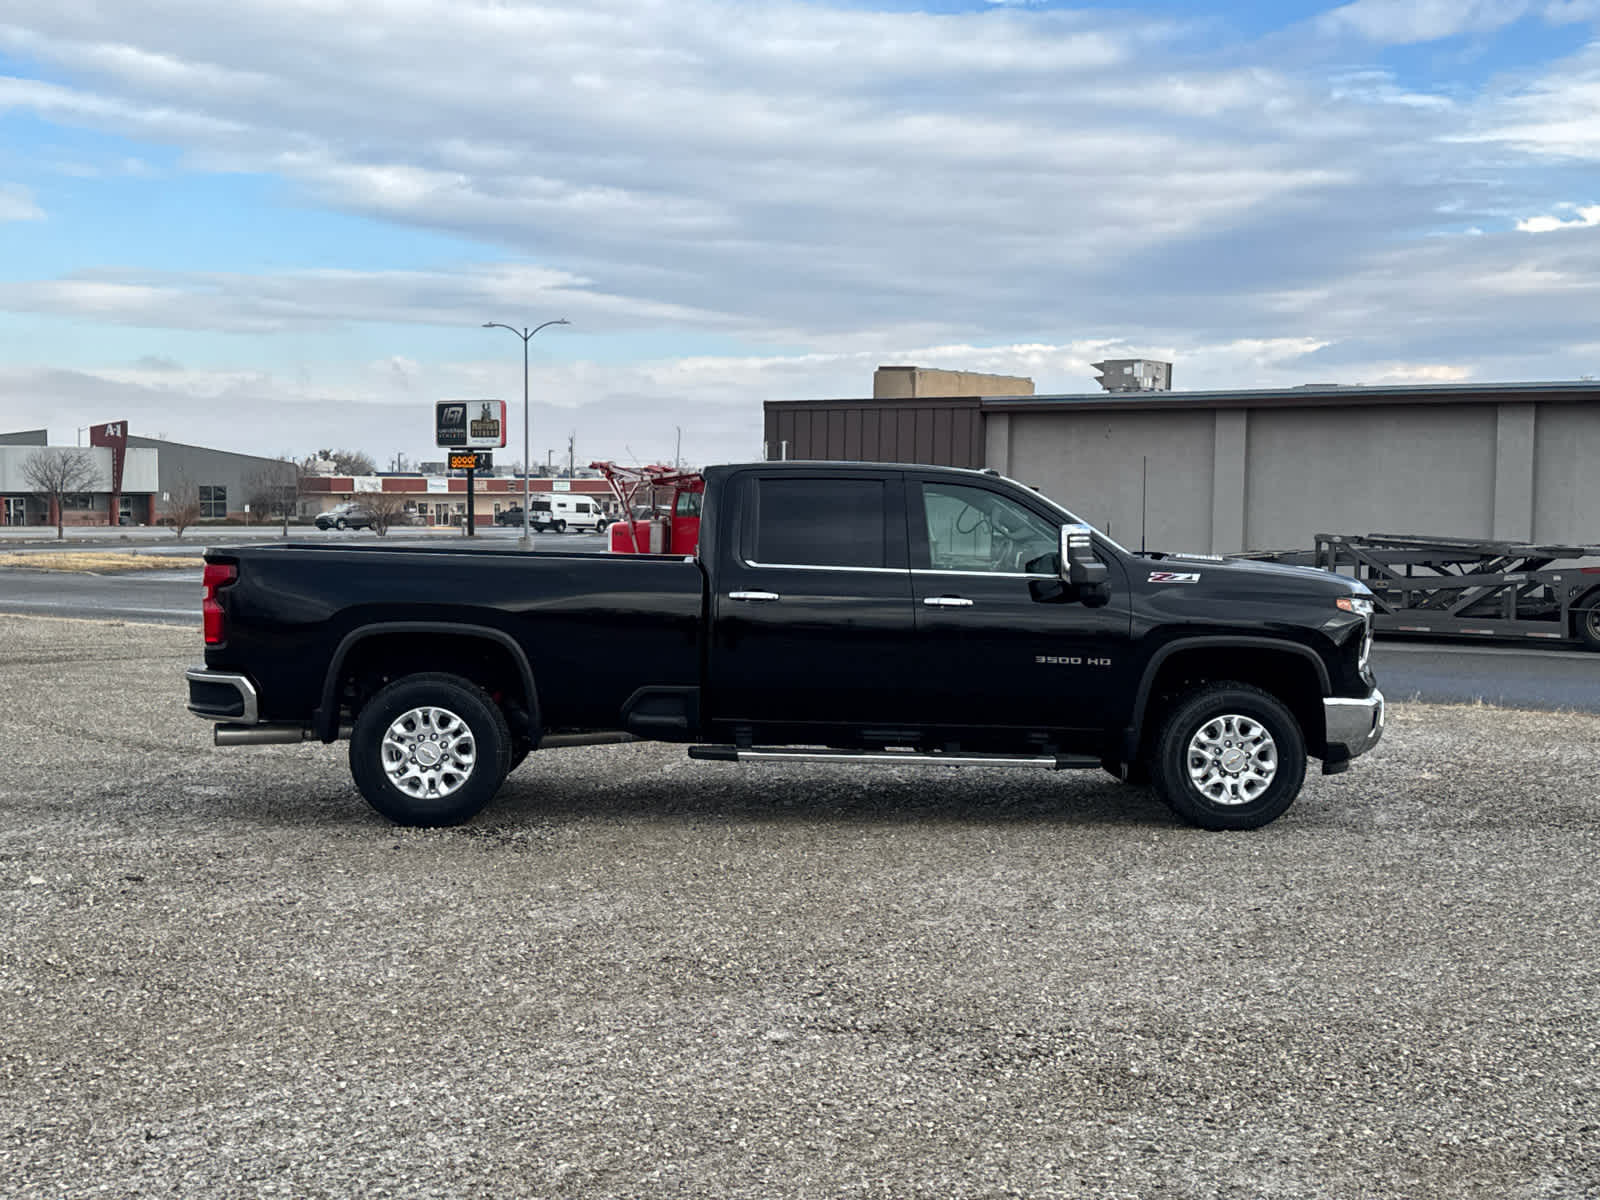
[436,400,507,449]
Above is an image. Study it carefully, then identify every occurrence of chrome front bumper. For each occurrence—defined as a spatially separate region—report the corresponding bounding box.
[1323,689,1384,767]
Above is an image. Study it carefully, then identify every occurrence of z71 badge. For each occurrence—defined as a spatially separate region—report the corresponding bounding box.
[1148,571,1201,584]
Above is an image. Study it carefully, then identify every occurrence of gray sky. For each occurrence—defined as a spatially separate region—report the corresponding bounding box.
[1,0,1597,468]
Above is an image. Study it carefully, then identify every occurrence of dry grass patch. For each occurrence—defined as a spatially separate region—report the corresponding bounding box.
[0,552,196,573]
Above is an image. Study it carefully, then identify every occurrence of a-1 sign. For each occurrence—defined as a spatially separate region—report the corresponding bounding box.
[436,399,508,449]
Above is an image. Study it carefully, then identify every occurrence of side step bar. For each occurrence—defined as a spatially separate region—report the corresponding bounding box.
[688,746,1099,770]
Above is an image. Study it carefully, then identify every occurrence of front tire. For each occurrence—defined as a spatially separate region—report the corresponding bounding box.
[335,517,347,530]
[1150,682,1306,831]
[349,672,511,826]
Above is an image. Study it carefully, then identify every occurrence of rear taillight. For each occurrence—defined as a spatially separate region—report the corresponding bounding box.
[202,561,238,645]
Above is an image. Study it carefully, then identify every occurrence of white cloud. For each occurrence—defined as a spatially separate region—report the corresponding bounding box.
[0,182,42,221]
[1316,0,1536,43]
[0,263,742,334]
[0,0,1358,342]
[1545,0,1600,19]
[1454,39,1600,159]
[1517,203,1600,230]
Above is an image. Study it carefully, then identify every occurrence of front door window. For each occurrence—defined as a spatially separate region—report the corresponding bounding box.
[922,482,1060,575]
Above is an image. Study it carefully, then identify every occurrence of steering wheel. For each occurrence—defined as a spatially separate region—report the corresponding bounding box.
[954,507,991,536]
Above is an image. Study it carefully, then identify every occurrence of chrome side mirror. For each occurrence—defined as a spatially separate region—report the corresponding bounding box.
[1059,523,1110,606]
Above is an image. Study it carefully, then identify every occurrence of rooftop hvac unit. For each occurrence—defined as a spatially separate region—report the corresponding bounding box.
[1092,359,1172,393]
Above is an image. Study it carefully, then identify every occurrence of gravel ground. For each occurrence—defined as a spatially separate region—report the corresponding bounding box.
[2,613,1598,1199]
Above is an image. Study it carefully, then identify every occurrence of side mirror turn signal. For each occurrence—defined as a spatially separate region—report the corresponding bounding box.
[1059,523,1111,607]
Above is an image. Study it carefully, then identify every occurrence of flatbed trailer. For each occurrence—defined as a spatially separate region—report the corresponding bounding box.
[1242,533,1600,651]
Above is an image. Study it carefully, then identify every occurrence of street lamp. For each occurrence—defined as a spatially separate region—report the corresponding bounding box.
[481,318,569,549]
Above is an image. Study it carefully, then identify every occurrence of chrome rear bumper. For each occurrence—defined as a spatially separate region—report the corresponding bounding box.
[185,666,259,724]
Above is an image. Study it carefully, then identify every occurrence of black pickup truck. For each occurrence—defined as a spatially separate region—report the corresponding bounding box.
[186,461,1383,830]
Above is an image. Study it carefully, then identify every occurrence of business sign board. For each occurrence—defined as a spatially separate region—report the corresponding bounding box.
[436,399,507,449]
[89,420,128,498]
[448,451,492,471]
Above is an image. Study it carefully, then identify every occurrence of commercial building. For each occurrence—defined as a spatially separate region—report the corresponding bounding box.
[300,472,615,527]
[763,376,1600,555]
[0,415,628,530]
[0,426,158,527]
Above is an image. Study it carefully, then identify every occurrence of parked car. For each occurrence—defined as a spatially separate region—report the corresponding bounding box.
[493,497,609,533]
[314,503,374,531]
[187,460,1383,831]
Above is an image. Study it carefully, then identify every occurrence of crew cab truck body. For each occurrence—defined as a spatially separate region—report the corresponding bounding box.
[187,462,1384,831]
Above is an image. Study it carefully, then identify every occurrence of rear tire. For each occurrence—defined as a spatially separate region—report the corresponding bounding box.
[554,519,566,533]
[349,672,511,826]
[1575,588,1600,652]
[1150,682,1306,831]
[335,517,347,530]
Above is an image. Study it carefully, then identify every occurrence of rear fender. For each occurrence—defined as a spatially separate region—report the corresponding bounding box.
[316,621,539,742]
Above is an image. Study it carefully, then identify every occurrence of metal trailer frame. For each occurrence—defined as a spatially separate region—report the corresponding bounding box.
[1243,533,1600,649]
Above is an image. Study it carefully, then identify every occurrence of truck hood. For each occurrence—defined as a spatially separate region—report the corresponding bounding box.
[1134,551,1364,597]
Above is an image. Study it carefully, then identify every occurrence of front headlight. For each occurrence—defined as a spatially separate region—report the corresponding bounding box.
[1336,596,1376,672]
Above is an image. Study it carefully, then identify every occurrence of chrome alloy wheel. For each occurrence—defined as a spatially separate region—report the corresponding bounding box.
[380,706,478,799]
[1186,714,1278,805]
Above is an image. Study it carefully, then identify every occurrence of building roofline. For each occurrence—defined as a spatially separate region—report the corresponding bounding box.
[979,379,1600,413]
[765,379,1600,415]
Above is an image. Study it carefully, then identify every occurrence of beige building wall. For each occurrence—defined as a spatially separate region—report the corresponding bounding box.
[873,365,1033,399]
[768,381,1600,555]
[986,397,1594,555]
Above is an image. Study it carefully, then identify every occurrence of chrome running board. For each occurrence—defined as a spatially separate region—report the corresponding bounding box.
[688,746,1098,770]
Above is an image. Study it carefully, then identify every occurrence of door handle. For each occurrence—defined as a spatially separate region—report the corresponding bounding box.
[923,596,974,608]
[729,591,781,602]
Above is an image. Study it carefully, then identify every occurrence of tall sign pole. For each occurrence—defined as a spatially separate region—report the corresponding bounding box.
[480,319,569,550]
[448,450,492,536]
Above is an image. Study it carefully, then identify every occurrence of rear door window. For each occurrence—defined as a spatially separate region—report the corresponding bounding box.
[749,478,888,569]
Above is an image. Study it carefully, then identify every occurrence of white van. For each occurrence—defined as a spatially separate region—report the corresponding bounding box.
[528,495,610,533]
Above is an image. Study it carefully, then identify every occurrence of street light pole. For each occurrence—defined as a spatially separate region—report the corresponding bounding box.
[481,318,569,549]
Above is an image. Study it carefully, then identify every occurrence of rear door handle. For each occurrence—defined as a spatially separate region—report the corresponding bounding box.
[729,591,781,602]
[923,596,974,608]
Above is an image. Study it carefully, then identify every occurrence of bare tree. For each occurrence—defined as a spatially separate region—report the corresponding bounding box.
[165,478,202,538]
[244,458,303,536]
[22,449,103,539]
[307,448,377,477]
[364,490,409,537]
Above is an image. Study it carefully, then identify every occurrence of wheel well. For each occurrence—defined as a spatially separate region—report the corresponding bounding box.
[1137,647,1327,759]
[332,632,534,739]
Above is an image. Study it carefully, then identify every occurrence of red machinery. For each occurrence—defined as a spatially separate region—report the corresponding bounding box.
[591,461,704,555]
